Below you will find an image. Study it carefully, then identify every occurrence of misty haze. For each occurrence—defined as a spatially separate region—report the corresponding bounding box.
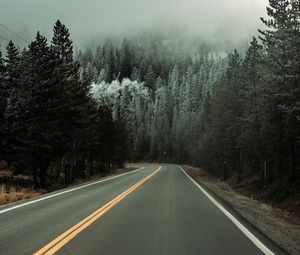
[0,1,299,255]
[0,0,267,48]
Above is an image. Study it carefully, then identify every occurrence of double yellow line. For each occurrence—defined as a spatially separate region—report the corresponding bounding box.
[34,166,161,255]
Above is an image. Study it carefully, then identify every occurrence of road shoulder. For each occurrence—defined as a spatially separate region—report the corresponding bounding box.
[182,165,299,255]
[0,165,140,212]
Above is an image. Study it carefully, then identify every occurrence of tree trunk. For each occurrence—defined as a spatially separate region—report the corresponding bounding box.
[289,140,296,183]
[39,162,48,188]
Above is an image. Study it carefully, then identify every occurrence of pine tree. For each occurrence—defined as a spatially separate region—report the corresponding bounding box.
[52,20,97,183]
[52,20,73,64]
[0,49,6,158]
[239,37,266,178]
[0,49,6,94]
[86,62,98,82]
[139,59,148,81]
[131,67,141,82]
[145,65,156,94]
[170,65,180,107]
[5,40,20,92]
[93,45,103,71]
[120,39,132,80]
[82,48,93,67]
[5,32,70,186]
[208,50,242,179]
[104,44,115,83]
[201,92,212,132]
[93,105,115,170]
[51,20,78,153]
[260,0,300,181]
[114,48,121,78]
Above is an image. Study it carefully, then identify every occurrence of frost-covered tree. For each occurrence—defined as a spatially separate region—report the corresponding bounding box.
[145,65,156,93]
[170,65,180,107]
[131,67,141,82]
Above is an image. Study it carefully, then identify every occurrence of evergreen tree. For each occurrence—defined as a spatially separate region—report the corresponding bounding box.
[131,67,141,82]
[52,20,98,183]
[106,47,115,83]
[0,49,6,158]
[120,39,132,80]
[260,0,300,181]
[5,32,69,186]
[5,40,20,92]
[239,37,266,178]
[201,92,212,132]
[52,20,73,64]
[145,65,156,93]
[139,58,148,81]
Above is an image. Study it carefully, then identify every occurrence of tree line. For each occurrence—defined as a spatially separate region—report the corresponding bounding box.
[88,0,300,197]
[198,0,300,194]
[1,0,299,197]
[0,21,128,187]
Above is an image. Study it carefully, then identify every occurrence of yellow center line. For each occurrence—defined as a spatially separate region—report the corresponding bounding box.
[33,166,162,255]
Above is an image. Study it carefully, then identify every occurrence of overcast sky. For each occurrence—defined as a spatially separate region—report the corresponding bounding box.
[0,0,268,48]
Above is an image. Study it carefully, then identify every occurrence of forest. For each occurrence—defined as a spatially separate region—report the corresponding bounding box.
[0,0,299,202]
[0,21,129,187]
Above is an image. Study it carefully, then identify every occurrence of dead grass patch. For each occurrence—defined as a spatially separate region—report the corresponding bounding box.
[182,165,208,177]
[0,184,41,205]
[114,167,136,175]
[217,181,233,192]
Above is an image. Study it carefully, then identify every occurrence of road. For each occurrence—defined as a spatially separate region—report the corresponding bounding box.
[0,164,284,255]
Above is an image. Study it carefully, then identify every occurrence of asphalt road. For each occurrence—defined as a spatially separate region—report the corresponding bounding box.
[0,164,283,255]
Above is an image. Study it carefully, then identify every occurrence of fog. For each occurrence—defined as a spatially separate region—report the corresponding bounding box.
[0,0,268,48]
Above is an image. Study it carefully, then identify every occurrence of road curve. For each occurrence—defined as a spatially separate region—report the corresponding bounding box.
[0,164,284,255]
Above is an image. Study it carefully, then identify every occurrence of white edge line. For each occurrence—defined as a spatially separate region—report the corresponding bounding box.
[179,166,275,255]
[0,167,145,215]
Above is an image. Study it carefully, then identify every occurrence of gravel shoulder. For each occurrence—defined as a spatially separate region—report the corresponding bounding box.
[183,165,300,255]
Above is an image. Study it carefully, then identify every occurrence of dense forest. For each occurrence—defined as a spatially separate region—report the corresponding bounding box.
[0,21,129,187]
[81,0,300,196]
[0,0,299,198]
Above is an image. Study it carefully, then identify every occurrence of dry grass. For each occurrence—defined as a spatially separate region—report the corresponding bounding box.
[182,165,208,177]
[183,165,233,192]
[69,166,138,188]
[0,184,41,205]
[217,181,233,192]
[114,167,136,175]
